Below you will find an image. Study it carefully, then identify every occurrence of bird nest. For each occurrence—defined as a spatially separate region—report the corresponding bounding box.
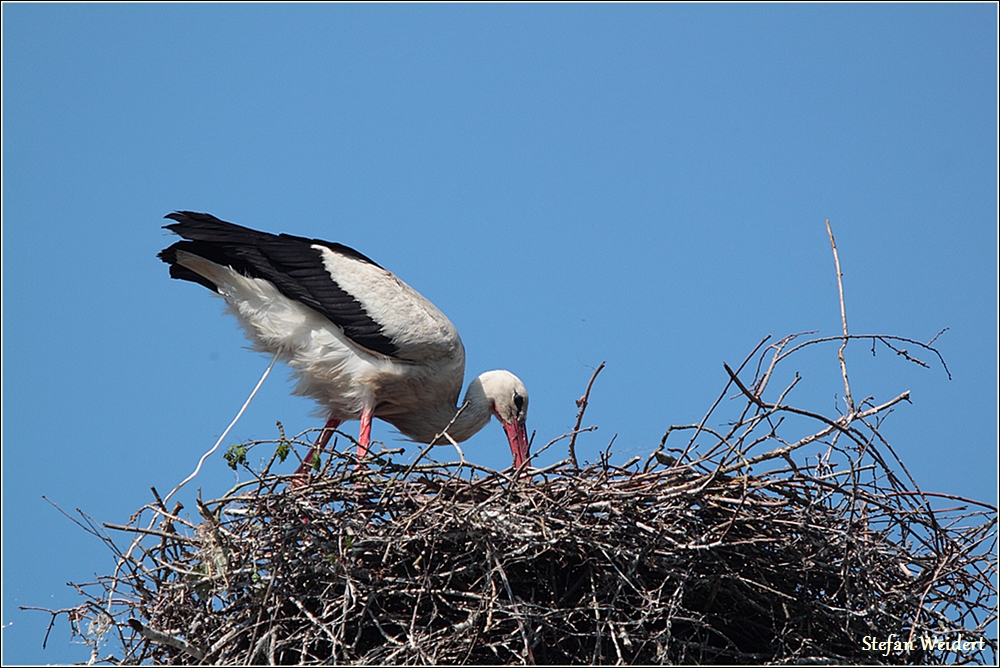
[46,330,996,665]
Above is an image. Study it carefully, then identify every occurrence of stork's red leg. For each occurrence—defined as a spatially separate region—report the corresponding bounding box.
[293,416,341,481]
[357,405,373,459]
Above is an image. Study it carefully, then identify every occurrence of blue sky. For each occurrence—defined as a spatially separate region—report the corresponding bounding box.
[2,4,996,664]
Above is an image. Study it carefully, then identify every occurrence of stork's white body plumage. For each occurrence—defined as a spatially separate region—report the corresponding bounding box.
[159,212,529,471]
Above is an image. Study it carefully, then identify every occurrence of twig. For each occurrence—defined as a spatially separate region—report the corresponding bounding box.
[486,540,536,665]
[164,350,280,506]
[826,219,854,412]
[127,618,206,661]
[103,523,201,545]
[568,361,605,469]
[775,332,951,380]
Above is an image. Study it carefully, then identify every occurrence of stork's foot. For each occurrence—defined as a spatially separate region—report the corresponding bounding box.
[289,417,341,489]
[290,448,320,489]
[351,442,373,473]
[290,471,312,490]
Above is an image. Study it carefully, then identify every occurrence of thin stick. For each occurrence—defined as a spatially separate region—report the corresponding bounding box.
[106,352,281,622]
[568,361,605,469]
[774,332,951,379]
[826,219,854,412]
[163,350,280,506]
[128,618,206,661]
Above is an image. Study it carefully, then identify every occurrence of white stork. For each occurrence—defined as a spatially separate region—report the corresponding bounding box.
[158,211,530,476]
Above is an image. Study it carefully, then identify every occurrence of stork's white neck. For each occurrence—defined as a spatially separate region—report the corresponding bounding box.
[443,375,497,442]
[383,370,526,445]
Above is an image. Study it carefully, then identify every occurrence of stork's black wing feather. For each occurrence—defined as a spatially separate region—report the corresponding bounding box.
[158,211,399,357]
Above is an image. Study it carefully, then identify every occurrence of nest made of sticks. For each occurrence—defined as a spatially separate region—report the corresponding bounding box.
[46,328,996,666]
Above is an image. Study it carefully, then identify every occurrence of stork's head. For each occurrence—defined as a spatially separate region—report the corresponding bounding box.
[477,370,530,469]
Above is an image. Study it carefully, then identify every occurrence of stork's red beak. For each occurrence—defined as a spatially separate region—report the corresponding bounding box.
[501,419,530,470]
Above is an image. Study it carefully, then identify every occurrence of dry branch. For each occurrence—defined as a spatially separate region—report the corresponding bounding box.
[568,360,605,469]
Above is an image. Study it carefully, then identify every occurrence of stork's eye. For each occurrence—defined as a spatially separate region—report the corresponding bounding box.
[513,392,524,413]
